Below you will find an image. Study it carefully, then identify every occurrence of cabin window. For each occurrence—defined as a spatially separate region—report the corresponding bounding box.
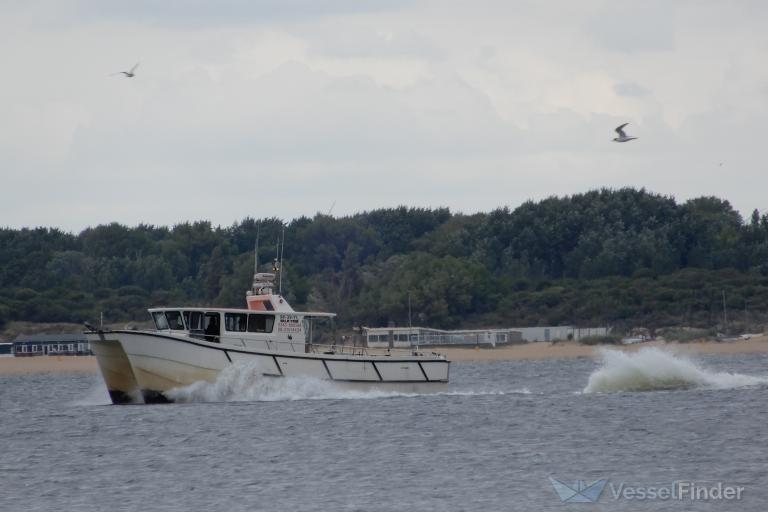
[224,313,248,332]
[152,312,169,330]
[166,311,185,330]
[184,311,203,331]
[248,314,275,333]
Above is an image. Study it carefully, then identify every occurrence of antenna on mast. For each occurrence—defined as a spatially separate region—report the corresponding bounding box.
[279,225,286,294]
[272,233,280,285]
[247,223,265,296]
[273,235,279,268]
[254,224,260,274]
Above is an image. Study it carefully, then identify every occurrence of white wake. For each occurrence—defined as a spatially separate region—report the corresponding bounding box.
[584,347,768,393]
[164,361,530,403]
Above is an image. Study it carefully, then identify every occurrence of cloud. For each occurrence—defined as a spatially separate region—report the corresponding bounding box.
[1,0,768,230]
[613,82,651,97]
[584,2,677,53]
[58,0,414,27]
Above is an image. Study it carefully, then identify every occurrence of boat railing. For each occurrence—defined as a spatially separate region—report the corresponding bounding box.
[221,336,442,358]
[307,342,443,358]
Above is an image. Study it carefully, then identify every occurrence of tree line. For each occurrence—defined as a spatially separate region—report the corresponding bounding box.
[2,188,768,333]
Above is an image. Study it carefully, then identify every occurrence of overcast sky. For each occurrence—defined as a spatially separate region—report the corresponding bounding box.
[2,0,767,232]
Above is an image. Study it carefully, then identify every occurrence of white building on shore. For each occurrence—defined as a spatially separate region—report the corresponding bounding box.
[363,325,610,348]
[513,326,610,343]
[363,327,523,348]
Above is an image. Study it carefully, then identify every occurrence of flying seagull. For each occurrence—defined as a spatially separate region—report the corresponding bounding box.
[613,123,637,143]
[113,62,139,78]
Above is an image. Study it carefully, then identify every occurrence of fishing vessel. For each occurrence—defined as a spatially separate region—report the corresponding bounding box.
[86,262,449,404]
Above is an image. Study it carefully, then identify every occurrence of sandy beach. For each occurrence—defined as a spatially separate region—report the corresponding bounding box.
[0,356,98,375]
[2,335,768,374]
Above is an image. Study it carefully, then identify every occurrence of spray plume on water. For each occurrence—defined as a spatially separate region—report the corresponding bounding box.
[583,347,768,393]
[70,378,113,406]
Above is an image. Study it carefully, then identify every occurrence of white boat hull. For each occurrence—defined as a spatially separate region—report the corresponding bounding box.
[88,330,450,403]
[90,337,144,404]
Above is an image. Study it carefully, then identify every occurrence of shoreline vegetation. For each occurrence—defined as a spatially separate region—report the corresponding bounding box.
[2,335,767,374]
[2,188,768,335]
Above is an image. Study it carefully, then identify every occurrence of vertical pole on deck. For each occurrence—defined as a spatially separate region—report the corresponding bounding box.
[408,291,414,349]
[254,225,260,274]
[278,225,285,295]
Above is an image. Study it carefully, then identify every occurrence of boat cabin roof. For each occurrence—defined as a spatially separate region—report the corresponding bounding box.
[147,307,335,318]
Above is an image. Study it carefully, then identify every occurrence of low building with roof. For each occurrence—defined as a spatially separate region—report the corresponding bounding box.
[363,325,610,348]
[513,326,610,343]
[363,326,523,348]
[12,334,92,357]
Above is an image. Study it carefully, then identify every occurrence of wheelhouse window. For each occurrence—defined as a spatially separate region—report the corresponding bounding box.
[166,311,185,330]
[152,312,169,330]
[224,313,248,332]
[248,314,275,333]
[184,311,203,331]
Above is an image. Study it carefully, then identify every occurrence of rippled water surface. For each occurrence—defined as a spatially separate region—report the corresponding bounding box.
[2,349,768,511]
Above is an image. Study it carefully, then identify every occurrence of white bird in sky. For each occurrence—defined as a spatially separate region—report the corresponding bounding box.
[613,123,637,143]
[112,62,139,78]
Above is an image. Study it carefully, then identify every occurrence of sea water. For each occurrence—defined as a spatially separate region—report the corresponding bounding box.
[2,349,768,511]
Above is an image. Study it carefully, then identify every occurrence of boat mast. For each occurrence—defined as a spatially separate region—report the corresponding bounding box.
[248,224,268,296]
[279,225,285,295]
[271,231,281,295]
[254,225,260,276]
